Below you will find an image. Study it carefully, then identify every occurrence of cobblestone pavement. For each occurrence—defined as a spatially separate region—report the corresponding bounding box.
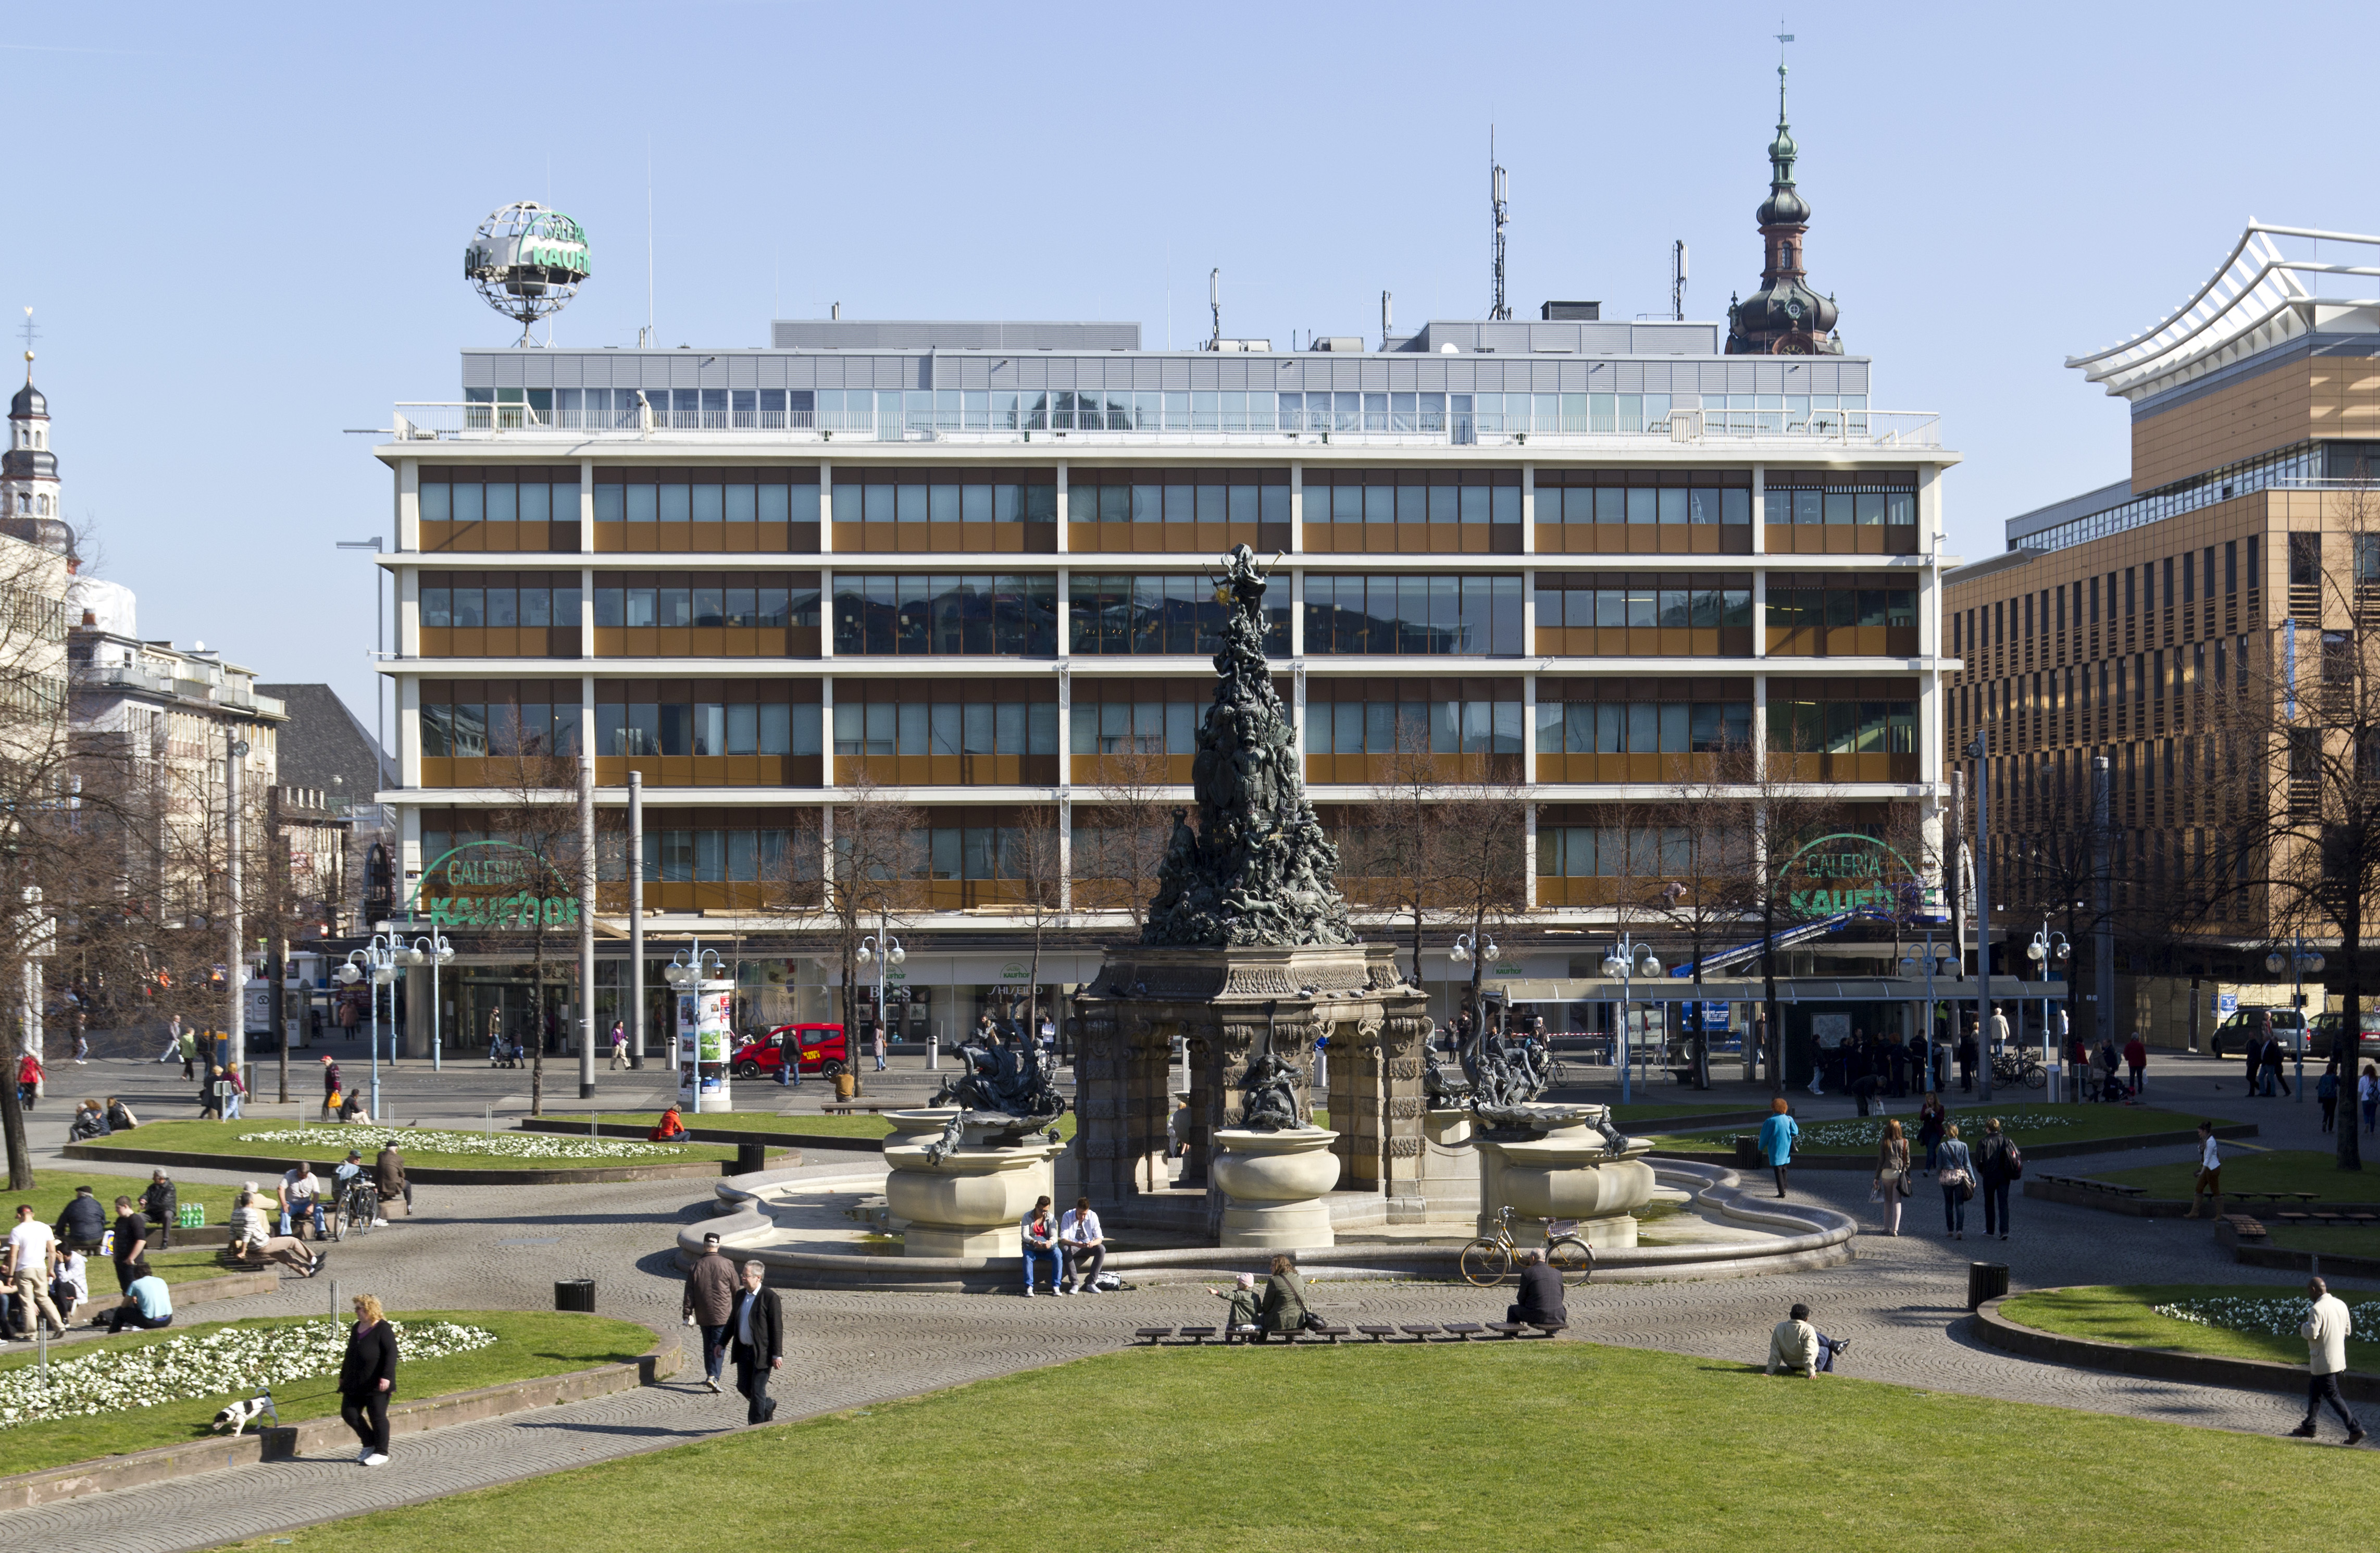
[3,1049,2371,1550]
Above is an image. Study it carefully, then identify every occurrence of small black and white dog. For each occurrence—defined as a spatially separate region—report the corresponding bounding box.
[210,1393,277,1436]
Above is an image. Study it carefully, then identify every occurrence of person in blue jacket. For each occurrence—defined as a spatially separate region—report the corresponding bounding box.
[1758,1096,1799,1199]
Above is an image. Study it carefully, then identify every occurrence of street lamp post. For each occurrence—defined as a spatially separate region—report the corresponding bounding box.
[1964,734,1995,1103]
[1600,933,1663,1105]
[2267,939,2326,1103]
[1898,934,1956,1094]
[406,934,454,1073]
[857,932,905,1075]
[335,934,399,1120]
[1448,931,1500,1033]
[2027,923,2072,1100]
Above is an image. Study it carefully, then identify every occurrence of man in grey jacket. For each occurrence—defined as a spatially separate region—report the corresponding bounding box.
[681,1233,739,1394]
[2291,1276,2367,1444]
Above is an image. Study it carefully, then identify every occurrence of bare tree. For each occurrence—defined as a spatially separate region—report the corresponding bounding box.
[776,773,925,1055]
[1428,768,1532,1022]
[1074,742,1175,930]
[1343,716,1442,983]
[480,703,602,1118]
[1010,802,1067,1033]
[1642,743,1764,1088]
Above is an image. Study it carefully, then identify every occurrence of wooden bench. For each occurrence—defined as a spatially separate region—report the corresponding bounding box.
[1176,1325,1219,1344]
[1356,1324,1399,1341]
[1399,1324,1442,1340]
[1133,1326,1175,1345]
[1442,1322,1486,1340]
[1486,1322,1527,1338]
[1310,1325,1351,1343]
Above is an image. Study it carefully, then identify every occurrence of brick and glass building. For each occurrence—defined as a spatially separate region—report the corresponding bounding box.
[1945,223,2380,1043]
[374,83,1961,1053]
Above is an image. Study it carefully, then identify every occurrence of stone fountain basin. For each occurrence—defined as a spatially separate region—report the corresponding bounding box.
[881,1140,1061,1232]
[1485,1123,1658,1222]
[1211,1126,1342,1204]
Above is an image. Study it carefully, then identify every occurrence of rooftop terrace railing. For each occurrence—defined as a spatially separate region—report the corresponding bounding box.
[390,402,1942,451]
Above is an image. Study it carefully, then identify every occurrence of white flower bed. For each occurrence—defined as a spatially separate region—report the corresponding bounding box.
[0,1318,496,1428]
[233,1125,686,1161]
[2151,1295,2380,1337]
[1788,1109,2084,1151]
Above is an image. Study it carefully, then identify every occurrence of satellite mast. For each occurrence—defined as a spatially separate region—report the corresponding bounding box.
[1672,240,1689,321]
[1489,130,1511,322]
[1208,268,1221,350]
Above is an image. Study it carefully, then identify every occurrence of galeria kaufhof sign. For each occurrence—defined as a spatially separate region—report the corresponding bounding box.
[408,841,581,929]
[1783,833,1932,917]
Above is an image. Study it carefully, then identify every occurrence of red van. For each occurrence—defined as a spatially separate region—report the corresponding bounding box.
[731,1023,850,1078]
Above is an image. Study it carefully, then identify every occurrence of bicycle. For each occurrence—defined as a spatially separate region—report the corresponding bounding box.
[333,1176,377,1241]
[1989,1050,2047,1090]
[1460,1206,1594,1288]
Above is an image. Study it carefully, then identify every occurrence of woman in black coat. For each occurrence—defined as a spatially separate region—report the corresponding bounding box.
[340,1294,399,1465]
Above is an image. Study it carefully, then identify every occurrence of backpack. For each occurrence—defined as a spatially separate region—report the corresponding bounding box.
[2003,1140,2024,1179]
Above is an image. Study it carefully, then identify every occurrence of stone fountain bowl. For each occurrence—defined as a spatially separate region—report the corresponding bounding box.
[882,1107,961,1149]
[1488,1121,1657,1222]
[1210,1126,1342,1206]
[881,1138,1061,1232]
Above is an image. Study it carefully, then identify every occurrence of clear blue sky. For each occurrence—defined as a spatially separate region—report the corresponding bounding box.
[20,1,2380,741]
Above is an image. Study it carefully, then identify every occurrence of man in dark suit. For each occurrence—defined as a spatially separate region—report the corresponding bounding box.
[729,1260,782,1426]
[1506,1249,1567,1328]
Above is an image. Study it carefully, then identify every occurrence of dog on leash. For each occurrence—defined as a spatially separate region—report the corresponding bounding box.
[210,1393,278,1436]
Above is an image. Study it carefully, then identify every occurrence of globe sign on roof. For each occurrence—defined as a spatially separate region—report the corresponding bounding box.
[464,201,591,345]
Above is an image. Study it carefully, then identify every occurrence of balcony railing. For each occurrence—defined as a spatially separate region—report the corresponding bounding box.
[391,402,1941,451]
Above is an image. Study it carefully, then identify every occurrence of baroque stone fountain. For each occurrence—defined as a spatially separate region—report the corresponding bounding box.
[1070,546,1433,1240]
[879,1024,1067,1258]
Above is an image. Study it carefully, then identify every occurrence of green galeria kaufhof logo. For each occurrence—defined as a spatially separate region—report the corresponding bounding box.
[407,840,581,929]
[1783,833,1933,918]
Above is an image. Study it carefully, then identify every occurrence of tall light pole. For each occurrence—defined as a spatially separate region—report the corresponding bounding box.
[1898,933,1955,1093]
[337,935,398,1120]
[1449,930,1500,1031]
[578,755,596,1100]
[225,738,250,1079]
[858,931,905,1079]
[1965,732,1994,1103]
[628,769,645,1067]
[406,933,453,1072]
[2268,939,2326,1103]
[2028,923,2071,1100]
[1601,933,1662,1105]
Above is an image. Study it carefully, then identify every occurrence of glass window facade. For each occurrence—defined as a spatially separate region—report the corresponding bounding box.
[1303,574,1524,655]
[1068,573,1289,655]
[831,574,1058,656]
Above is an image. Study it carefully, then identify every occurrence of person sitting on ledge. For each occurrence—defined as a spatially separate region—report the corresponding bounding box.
[1205,1272,1262,1333]
[1506,1248,1566,1327]
[230,1190,326,1279]
[1257,1254,1312,1336]
[104,1271,173,1333]
[650,1105,688,1142]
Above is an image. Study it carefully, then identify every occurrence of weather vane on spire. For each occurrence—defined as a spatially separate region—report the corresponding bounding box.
[18,307,36,382]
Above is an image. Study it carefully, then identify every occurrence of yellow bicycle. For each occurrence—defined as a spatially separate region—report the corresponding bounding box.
[1460,1205,1594,1288]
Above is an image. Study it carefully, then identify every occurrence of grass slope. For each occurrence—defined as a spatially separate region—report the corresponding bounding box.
[211,1341,2371,1553]
[1,1309,652,1477]
[85,1120,747,1171]
[2100,1149,2376,1202]
[2001,1283,2380,1371]
[2267,1225,2380,1259]
[0,1170,213,1227]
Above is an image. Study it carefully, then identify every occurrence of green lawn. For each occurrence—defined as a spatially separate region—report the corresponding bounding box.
[82,1120,752,1171]
[207,1341,2377,1553]
[2267,1225,2380,1259]
[580,1109,1082,1143]
[1650,1102,2217,1156]
[0,1169,204,1226]
[2001,1283,2380,1371]
[1609,1102,1765,1122]
[2101,1149,2379,1203]
[2,1310,653,1477]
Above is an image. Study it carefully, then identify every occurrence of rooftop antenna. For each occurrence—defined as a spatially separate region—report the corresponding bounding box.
[1208,267,1221,350]
[1489,129,1510,322]
[1671,241,1688,322]
[640,136,653,349]
[18,307,36,381]
[1380,290,1393,350]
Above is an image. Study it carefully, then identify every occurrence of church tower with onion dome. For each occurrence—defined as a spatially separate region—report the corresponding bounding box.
[1725,60,1843,356]
[2,345,61,528]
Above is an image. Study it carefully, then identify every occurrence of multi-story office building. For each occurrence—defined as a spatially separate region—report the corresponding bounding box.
[1945,223,2380,1042]
[375,87,1961,1053]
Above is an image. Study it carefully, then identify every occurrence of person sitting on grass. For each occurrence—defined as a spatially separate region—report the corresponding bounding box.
[104,1271,173,1333]
[231,1190,326,1279]
[106,1095,141,1131]
[1768,1302,1821,1376]
[1506,1247,1567,1328]
[650,1105,688,1142]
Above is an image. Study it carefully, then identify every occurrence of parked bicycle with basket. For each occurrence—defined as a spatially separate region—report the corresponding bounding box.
[1461,1205,1594,1288]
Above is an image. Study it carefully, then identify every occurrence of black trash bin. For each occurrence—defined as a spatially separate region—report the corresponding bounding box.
[735,1140,769,1175]
[555,1278,596,1313]
[1734,1136,1760,1167]
[1966,1262,2010,1311]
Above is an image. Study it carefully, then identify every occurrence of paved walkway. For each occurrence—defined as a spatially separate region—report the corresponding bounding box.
[2,1048,2370,1549]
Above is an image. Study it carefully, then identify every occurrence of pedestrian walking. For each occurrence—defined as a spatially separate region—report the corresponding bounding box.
[2290,1276,2367,1445]
[1975,1116,2019,1240]
[156,1015,183,1064]
[320,1054,343,1120]
[2188,1120,2225,1220]
[110,1195,151,1294]
[4,1203,65,1339]
[141,1171,177,1251]
[2319,1059,2341,1134]
[609,1021,627,1070]
[340,1294,398,1466]
[728,1260,781,1426]
[1988,1004,2009,1058]
[1872,1119,1910,1236]
[2244,1027,2265,1097]
[178,1023,198,1079]
[15,1049,41,1112]
[199,1064,223,1119]
[1936,1122,1974,1239]
[221,1062,246,1120]
[681,1232,738,1394]
[1758,1097,1799,1199]
[871,1022,887,1073]
[2362,1063,2378,1134]
[1956,1026,1977,1093]
[1916,1092,1947,1173]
